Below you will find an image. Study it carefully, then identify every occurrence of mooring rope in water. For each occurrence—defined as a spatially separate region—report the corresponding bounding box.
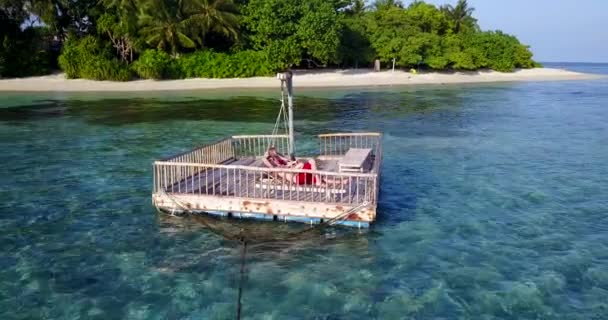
[236,239,247,320]
[157,189,369,320]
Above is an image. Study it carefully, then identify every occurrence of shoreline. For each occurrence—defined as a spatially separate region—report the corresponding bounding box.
[0,68,602,92]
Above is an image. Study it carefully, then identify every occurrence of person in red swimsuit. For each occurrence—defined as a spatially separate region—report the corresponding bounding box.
[263,146,290,168]
[291,158,319,185]
[263,147,321,185]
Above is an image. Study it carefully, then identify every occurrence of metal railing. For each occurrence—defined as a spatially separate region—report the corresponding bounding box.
[318,132,382,157]
[162,138,234,164]
[161,133,381,165]
[157,138,234,185]
[318,132,382,173]
[153,161,378,205]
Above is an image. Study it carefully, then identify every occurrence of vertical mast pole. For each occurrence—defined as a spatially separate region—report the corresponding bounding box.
[278,71,295,160]
[286,72,295,160]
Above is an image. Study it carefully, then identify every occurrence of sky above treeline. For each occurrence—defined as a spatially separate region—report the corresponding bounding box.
[423,0,607,63]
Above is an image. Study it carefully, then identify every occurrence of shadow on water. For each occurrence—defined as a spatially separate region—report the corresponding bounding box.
[0,96,347,125]
[0,84,501,128]
[155,212,376,319]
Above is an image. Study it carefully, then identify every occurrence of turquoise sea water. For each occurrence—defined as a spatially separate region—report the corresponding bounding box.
[1,64,607,319]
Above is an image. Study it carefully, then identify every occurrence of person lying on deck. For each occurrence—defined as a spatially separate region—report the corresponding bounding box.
[263,146,348,186]
[262,146,293,168]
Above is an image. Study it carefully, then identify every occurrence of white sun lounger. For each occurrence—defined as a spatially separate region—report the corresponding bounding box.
[339,148,372,173]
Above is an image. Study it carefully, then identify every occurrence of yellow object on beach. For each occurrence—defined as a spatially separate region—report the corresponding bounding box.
[410,68,417,74]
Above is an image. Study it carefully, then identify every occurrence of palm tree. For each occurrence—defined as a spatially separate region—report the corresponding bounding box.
[26,0,85,38]
[100,0,140,62]
[138,0,196,56]
[373,0,402,11]
[137,0,239,55]
[347,0,366,16]
[184,0,239,47]
[102,0,138,13]
[441,0,478,33]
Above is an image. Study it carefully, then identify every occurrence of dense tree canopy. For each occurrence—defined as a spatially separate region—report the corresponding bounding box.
[0,0,540,80]
[242,0,343,67]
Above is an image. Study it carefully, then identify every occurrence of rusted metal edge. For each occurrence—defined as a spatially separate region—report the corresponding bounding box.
[152,193,376,223]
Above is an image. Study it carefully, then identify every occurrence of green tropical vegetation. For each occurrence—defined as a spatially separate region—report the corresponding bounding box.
[0,0,540,80]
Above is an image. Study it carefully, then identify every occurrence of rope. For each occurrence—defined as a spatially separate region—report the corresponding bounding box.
[156,189,370,319]
[236,240,247,319]
[269,80,291,151]
[270,82,284,137]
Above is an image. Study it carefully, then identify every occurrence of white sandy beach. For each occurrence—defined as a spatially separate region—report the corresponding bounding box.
[0,68,601,92]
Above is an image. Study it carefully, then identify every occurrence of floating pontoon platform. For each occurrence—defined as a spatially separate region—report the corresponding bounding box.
[152,133,382,227]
